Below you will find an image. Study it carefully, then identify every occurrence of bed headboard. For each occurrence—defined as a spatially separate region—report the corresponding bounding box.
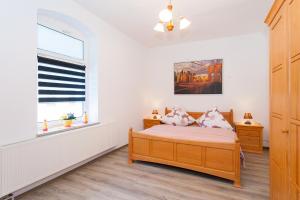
[164,107,234,126]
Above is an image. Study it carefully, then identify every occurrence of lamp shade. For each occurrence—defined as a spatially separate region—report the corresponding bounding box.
[154,22,165,32]
[152,109,159,115]
[244,113,253,120]
[159,5,173,23]
[179,17,191,30]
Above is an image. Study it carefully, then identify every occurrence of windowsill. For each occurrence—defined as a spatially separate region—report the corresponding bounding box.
[37,121,100,137]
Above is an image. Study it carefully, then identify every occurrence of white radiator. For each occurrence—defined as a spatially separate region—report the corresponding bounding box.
[0,194,14,200]
[0,122,116,198]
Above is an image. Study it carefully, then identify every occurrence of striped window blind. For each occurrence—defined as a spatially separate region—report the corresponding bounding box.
[38,56,86,103]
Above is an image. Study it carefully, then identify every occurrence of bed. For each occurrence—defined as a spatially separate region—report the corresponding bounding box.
[128,109,241,187]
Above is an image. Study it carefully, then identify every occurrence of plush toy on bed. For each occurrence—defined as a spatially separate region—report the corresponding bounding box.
[161,106,195,126]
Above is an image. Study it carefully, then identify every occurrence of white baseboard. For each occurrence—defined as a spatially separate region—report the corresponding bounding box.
[263,139,269,147]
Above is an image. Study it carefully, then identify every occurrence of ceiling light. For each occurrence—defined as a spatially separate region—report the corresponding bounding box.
[154,22,165,32]
[159,4,173,23]
[180,17,191,30]
[154,1,191,33]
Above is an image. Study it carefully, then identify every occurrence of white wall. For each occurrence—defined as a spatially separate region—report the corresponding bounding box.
[142,33,269,146]
[0,0,146,196]
[0,0,145,147]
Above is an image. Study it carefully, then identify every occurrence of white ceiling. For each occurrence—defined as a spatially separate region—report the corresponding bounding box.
[74,0,274,47]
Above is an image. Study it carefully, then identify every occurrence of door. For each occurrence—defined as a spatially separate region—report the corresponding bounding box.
[269,2,289,199]
[288,0,300,199]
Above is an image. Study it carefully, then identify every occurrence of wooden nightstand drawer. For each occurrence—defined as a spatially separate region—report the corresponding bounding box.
[241,144,262,153]
[235,122,264,154]
[239,135,260,146]
[237,129,261,137]
[144,119,161,129]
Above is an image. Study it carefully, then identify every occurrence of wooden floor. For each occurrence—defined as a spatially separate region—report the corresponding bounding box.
[18,147,269,200]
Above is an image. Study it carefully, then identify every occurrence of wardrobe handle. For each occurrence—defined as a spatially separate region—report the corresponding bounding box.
[281,129,289,134]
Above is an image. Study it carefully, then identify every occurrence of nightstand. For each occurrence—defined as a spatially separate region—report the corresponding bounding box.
[143,118,161,129]
[235,122,264,154]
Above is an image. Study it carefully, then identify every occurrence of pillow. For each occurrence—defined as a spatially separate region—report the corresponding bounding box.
[196,107,233,131]
[161,107,195,126]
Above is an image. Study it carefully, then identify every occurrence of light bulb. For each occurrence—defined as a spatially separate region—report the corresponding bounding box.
[154,22,165,32]
[159,8,173,23]
[180,17,191,30]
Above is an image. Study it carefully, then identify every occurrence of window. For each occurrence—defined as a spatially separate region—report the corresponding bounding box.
[38,24,84,60]
[37,24,86,122]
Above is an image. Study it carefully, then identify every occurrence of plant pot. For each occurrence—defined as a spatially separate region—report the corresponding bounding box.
[64,120,73,127]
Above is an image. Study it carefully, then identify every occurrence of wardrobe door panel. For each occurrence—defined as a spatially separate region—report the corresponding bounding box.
[270,116,286,166]
[271,15,285,70]
[289,0,300,58]
[269,3,289,199]
[289,0,300,199]
[271,159,284,200]
[290,58,300,120]
[290,124,300,200]
[271,66,286,115]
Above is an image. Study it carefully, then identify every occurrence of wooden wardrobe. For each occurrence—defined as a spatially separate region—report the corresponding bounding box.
[265,0,300,199]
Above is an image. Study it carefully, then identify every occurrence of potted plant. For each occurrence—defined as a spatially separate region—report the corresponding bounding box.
[62,113,76,127]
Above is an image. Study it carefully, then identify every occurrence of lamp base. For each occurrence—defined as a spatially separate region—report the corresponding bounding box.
[244,120,252,125]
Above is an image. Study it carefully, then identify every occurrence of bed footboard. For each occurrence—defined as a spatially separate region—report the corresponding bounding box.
[128,128,241,187]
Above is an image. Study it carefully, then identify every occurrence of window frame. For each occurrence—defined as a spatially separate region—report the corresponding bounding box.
[37,23,87,124]
[37,23,85,62]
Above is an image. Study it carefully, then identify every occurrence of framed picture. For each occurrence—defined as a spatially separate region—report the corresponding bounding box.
[174,59,223,94]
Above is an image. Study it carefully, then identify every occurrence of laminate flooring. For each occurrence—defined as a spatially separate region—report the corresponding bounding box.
[18,147,269,200]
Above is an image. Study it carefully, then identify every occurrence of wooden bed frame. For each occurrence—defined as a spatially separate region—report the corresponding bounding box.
[128,108,241,187]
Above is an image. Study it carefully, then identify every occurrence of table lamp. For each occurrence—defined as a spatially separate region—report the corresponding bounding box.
[244,113,253,125]
[152,109,159,119]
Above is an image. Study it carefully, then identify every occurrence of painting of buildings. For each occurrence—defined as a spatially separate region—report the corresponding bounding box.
[174,59,223,94]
